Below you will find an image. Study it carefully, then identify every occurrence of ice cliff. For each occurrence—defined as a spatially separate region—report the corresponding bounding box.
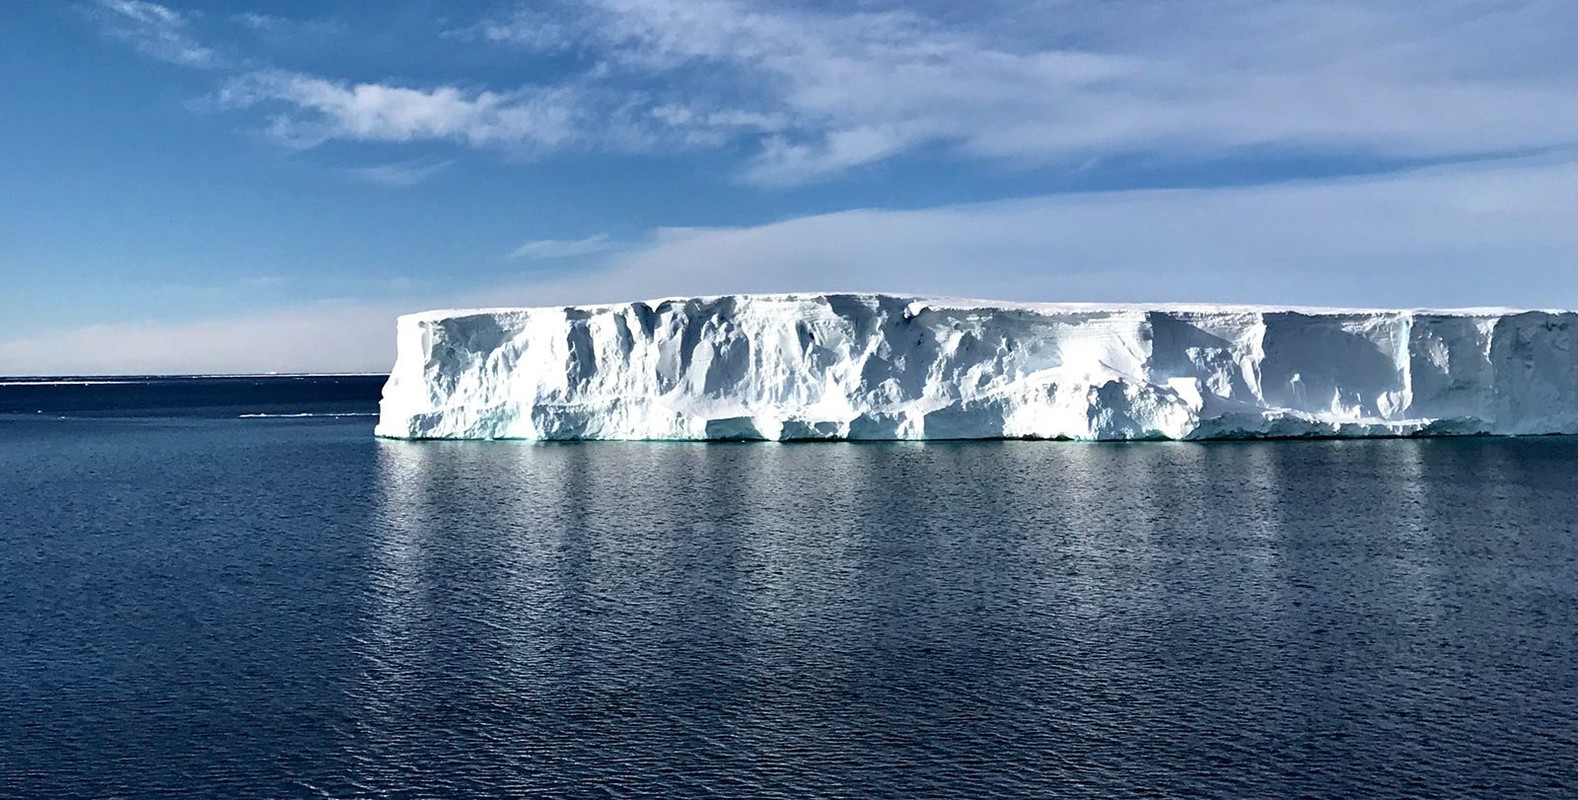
[375,294,1578,441]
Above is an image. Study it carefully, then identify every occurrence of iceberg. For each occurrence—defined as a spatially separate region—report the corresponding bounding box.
[374,294,1578,441]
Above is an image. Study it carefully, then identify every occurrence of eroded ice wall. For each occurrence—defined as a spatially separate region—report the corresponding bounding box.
[374,294,1578,440]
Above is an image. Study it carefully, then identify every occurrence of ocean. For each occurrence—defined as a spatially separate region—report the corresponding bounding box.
[2,376,1575,797]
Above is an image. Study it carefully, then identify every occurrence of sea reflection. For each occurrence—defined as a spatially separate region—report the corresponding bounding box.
[9,414,1577,798]
[349,437,1578,797]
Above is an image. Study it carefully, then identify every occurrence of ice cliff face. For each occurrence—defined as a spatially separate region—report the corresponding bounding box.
[375,294,1578,441]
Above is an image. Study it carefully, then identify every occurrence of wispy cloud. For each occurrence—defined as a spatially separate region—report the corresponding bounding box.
[348,158,453,187]
[7,155,1576,374]
[444,8,573,51]
[230,11,344,40]
[557,0,1578,183]
[215,70,580,151]
[392,0,1578,183]
[87,0,216,67]
[508,233,622,260]
[93,1,1578,184]
[231,11,279,31]
[501,156,1578,308]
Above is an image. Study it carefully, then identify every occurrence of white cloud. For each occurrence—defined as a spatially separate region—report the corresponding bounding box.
[232,11,283,31]
[508,234,622,260]
[215,70,581,151]
[6,156,1575,374]
[89,0,216,67]
[120,0,1578,182]
[348,158,453,187]
[503,156,1578,308]
[230,11,344,39]
[445,8,573,51]
[453,0,1578,182]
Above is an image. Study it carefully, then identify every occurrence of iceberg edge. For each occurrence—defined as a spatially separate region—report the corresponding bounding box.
[375,293,1578,442]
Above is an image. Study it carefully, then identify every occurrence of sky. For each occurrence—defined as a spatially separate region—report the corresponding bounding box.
[3,0,1577,374]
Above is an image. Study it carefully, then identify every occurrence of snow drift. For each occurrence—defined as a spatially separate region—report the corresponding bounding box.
[375,294,1578,441]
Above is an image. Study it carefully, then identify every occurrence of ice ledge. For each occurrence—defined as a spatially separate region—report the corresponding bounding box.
[375,293,1578,441]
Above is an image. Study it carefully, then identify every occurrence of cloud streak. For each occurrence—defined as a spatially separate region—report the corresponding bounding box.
[505,156,1578,308]
[92,1,1578,183]
[216,70,580,151]
[508,234,622,260]
[6,156,1575,374]
[213,0,1578,182]
[88,0,216,67]
[348,158,453,187]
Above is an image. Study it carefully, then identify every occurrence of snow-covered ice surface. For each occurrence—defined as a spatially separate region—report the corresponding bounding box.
[375,294,1578,441]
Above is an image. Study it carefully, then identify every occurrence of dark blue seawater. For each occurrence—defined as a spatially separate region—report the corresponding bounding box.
[0,375,385,418]
[2,378,1576,798]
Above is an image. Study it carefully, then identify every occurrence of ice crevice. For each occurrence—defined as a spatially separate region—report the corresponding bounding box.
[375,293,1578,441]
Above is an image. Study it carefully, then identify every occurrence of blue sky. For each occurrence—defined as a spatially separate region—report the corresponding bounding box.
[3,0,1577,373]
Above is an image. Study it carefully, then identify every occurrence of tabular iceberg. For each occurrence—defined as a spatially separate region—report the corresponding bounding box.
[375,294,1578,441]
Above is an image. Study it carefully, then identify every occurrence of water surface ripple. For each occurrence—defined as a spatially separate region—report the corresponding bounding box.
[2,417,1576,797]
